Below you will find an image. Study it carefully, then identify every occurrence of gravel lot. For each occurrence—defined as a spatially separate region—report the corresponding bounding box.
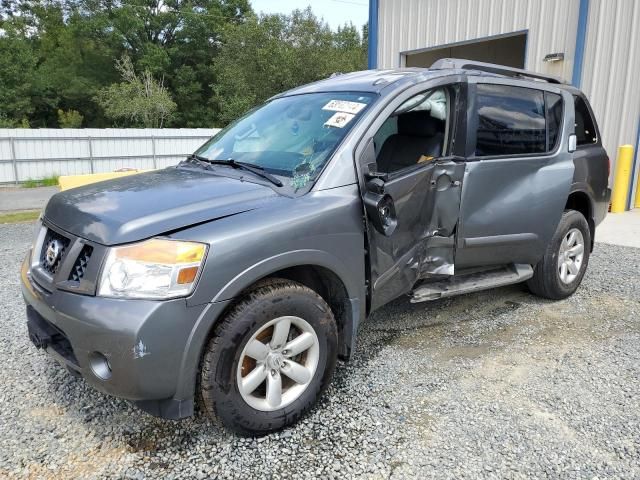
[1,221,639,479]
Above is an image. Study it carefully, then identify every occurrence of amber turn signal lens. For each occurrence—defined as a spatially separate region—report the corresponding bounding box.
[177,266,199,284]
[115,238,206,264]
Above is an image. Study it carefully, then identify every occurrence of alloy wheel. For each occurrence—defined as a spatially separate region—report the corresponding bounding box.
[558,227,585,284]
[236,316,320,411]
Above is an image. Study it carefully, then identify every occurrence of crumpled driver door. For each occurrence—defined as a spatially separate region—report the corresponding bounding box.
[363,148,466,310]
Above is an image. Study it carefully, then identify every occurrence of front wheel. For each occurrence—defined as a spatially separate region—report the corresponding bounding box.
[200,279,338,436]
[527,210,591,300]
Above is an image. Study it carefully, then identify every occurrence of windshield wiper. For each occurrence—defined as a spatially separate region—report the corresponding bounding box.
[184,153,214,169]
[205,158,283,187]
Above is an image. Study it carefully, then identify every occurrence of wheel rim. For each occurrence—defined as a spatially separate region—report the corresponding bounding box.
[236,316,320,412]
[557,227,585,284]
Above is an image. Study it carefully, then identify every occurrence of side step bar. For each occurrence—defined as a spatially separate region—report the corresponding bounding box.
[410,264,533,303]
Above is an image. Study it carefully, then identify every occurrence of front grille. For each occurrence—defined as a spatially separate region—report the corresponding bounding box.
[39,229,71,275]
[69,245,93,282]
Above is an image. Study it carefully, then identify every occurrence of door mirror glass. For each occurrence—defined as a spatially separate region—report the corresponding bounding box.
[568,134,577,152]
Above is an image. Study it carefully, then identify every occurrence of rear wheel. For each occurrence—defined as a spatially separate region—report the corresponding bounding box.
[200,279,337,436]
[527,210,591,300]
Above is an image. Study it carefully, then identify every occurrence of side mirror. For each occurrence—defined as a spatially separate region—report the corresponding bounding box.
[364,190,397,236]
[360,140,397,236]
[568,134,577,153]
[363,166,397,236]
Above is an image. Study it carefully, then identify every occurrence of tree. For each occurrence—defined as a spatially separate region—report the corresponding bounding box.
[212,9,368,125]
[57,109,84,128]
[1,0,123,127]
[95,56,176,127]
[87,0,251,126]
[0,1,367,128]
[0,29,37,125]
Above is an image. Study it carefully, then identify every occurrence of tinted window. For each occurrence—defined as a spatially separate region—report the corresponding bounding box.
[474,84,546,156]
[573,95,597,145]
[546,92,563,150]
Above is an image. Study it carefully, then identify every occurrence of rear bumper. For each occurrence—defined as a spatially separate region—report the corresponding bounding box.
[20,252,228,419]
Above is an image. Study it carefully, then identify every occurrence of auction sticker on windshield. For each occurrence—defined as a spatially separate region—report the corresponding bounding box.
[322,100,367,114]
[324,112,355,128]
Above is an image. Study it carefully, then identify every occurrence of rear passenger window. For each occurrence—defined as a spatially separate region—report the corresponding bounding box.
[573,95,598,145]
[546,92,563,151]
[474,84,546,156]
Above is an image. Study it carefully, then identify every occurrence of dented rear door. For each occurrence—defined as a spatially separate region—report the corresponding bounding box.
[455,79,575,269]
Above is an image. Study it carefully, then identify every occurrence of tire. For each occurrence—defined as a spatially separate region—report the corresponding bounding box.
[200,278,338,436]
[527,210,591,300]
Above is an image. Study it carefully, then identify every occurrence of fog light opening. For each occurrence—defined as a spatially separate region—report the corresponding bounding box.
[89,351,112,380]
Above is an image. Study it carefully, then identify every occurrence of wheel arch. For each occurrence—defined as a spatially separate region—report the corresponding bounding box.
[255,265,354,358]
[565,189,595,250]
[174,251,363,404]
[211,251,364,359]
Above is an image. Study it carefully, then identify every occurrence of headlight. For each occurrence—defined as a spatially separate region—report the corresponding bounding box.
[31,218,42,244]
[98,238,207,299]
[29,217,44,261]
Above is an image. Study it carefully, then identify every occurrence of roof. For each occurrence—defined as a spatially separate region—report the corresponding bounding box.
[276,68,453,96]
[276,59,582,99]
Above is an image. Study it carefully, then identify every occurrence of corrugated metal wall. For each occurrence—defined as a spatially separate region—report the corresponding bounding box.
[0,129,218,184]
[377,0,640,192]
[580,0,640,198]
[378,0,581,81]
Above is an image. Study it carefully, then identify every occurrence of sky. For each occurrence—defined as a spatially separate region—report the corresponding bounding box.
[250,0,369,30]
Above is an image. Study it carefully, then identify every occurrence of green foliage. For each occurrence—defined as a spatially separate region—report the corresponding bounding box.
[0,210,42,224]
[23,175,60,188]
[95,56,177,128]
[57,109,84,128]
[0,29,37,123]
[0,114,30,128]
[212,9,368,125]
[0,1,367,128]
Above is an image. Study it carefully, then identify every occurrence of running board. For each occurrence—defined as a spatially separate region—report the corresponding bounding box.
[410,264,533,303]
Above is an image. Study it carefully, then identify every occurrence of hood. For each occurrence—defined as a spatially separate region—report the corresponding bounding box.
[44,167,280,245]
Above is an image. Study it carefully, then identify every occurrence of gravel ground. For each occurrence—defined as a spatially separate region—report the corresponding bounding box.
[1,221,639,479]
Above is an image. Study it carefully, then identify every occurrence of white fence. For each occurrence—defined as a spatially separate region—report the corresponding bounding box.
[0,128,219,184]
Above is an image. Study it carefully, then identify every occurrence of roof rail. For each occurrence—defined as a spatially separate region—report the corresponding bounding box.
[430,58,565,84]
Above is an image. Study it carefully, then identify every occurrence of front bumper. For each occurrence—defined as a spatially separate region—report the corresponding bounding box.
[21,253,219,419]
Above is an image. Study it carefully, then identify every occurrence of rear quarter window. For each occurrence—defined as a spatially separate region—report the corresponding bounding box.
[573,95,598,145]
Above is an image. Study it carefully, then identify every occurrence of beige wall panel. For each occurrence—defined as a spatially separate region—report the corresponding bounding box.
[378,0,581,81]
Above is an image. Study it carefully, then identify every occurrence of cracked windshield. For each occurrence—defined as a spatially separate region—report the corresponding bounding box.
[195,92,375,190]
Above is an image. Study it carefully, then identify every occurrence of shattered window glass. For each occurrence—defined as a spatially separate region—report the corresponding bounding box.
[195,92,375,191]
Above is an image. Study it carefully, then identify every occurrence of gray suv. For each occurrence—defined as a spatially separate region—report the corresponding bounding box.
[21,59,610,435]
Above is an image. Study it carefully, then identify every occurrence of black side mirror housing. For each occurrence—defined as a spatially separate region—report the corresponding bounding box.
[362,166,397,236]
[364,190,397,237]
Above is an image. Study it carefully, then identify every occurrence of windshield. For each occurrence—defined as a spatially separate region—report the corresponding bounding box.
[194,92,376,190]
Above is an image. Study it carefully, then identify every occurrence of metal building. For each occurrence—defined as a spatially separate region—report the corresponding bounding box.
[368,0,640,205]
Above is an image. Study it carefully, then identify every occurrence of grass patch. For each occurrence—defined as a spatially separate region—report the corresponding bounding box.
[0,210,41,224]
[23,175,59,188]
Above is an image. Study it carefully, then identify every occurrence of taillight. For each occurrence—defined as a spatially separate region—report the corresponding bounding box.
[607,156,611,179]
